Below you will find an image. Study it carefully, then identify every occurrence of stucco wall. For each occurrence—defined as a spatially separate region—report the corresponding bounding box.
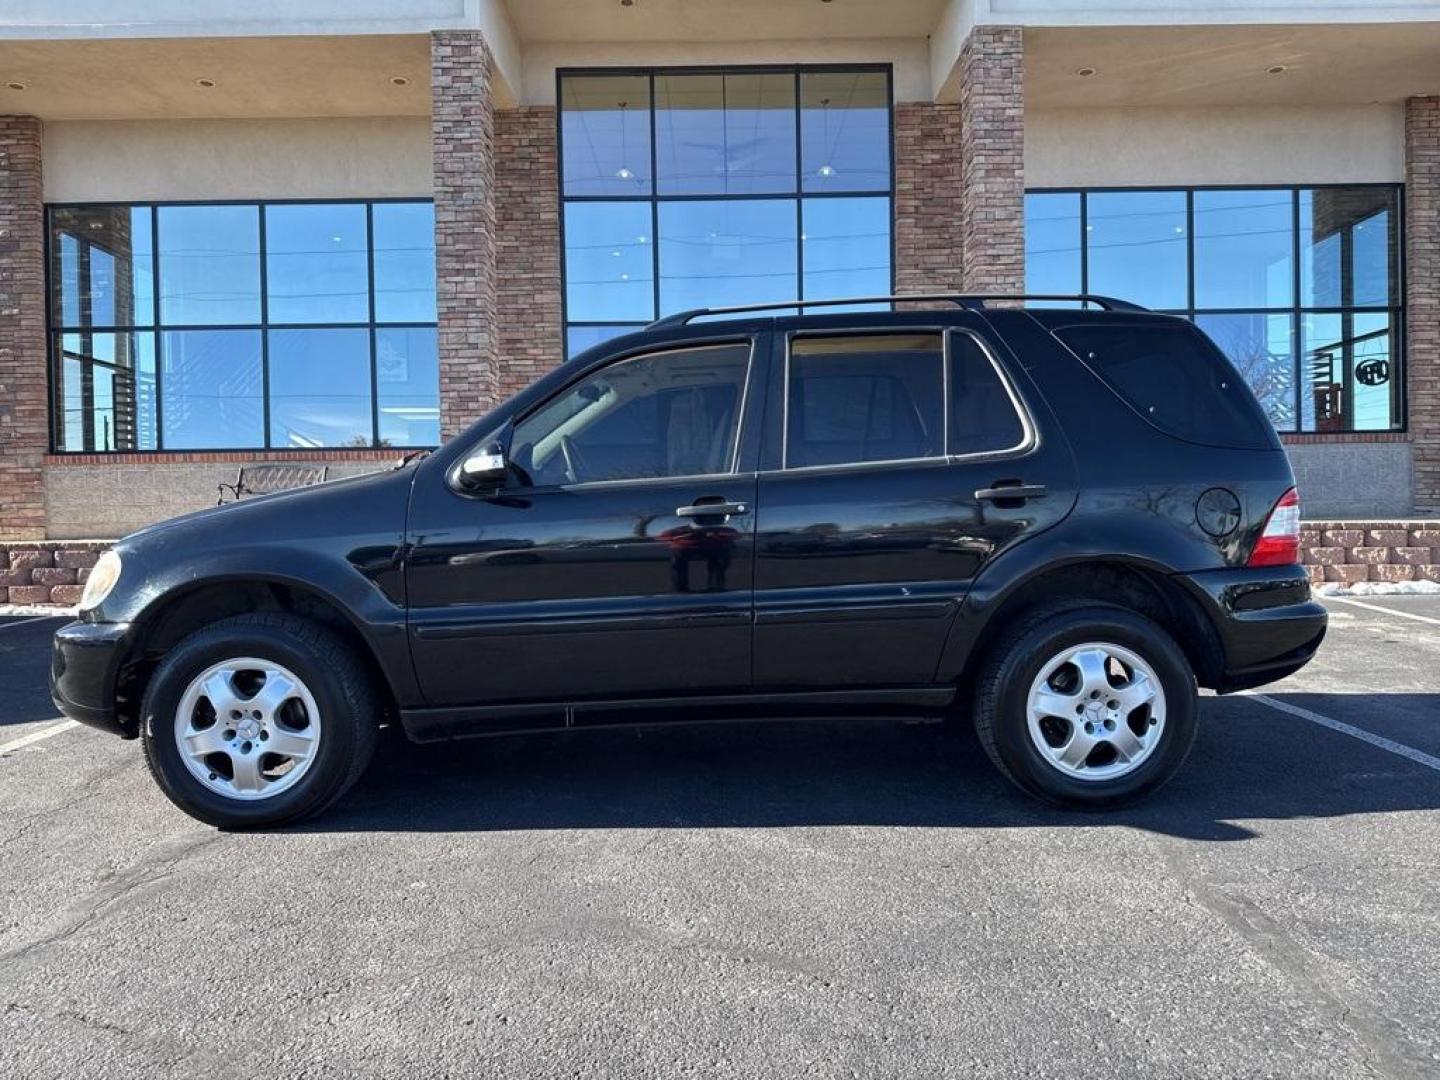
[1026,104,1405,188]
[43,117,433,202]
[1285,441,1416,520]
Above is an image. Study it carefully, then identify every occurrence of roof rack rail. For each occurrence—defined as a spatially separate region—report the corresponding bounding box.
[645,293,1146,330]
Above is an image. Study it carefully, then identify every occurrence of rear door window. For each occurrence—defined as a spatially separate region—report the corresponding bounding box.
[950,331,1028,456]
[785,333,943,468]
[1052,322,1276,450]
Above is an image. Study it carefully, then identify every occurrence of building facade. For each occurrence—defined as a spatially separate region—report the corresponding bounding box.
[2,1,1439,553]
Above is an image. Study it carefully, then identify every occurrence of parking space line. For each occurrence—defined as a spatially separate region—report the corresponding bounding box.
[0,614,65,632]
[0,719,80,756]
[1326,596,1440,628]
[1244,692,1440,774]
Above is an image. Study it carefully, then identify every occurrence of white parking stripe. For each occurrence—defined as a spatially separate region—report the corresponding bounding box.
[0,614,64,632]
[0,719,80,756]
[1243,692,1440,775]
[1326,596,1440,628]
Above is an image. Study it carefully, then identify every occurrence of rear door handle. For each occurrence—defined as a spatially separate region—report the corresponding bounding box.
[676,501,750,518]
[975,484,1048,502]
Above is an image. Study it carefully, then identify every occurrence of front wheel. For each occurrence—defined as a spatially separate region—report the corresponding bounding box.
[973,605,1198,807]
[140,613,380,828]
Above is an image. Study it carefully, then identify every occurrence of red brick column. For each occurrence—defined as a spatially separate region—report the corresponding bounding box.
[0,116,45,541]
[958,26,1025,295]
[431,31,499,440]
[1407,96,1440,512]
[893,102,964,294]
[494,106,562,400]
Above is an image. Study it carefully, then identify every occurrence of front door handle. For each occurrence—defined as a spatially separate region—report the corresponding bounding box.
[975,484,1048,503]
[676,501,749,519]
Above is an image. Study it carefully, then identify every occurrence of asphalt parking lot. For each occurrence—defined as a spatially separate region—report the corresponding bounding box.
[3,598,1439,1079]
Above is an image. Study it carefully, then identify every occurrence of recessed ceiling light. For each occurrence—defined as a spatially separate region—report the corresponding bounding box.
[390,76,409,87]
[620,0,634,6]
[5,81,25,91]
[1076,67,1097,78]
[195,77,216,89]
[1266,65,1287,75]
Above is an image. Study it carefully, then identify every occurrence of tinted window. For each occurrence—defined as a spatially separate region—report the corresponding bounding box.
[950,333,1026,455]
[1054,323,1274,450]
[158,205,261,325]
[786,334,943,468]
[265,203,369,323]
[512,343,751,485]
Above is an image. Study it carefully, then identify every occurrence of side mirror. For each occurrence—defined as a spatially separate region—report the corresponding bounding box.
[457,444,508,490]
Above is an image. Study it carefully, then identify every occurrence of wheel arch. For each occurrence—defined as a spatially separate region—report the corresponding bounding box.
[939,554,1226,694]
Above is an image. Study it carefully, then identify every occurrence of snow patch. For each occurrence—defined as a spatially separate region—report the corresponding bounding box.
[0,604,78,618]
[1314,580,1440,597]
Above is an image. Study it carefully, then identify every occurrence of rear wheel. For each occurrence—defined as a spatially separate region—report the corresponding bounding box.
[140,613,379,828]
[973,605,1197,807]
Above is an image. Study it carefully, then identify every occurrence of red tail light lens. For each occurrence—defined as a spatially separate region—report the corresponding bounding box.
[1247,487,1301,567]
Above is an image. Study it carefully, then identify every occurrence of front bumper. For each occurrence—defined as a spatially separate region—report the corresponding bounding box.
[50,620,135,738]
[1175,565,1327,693]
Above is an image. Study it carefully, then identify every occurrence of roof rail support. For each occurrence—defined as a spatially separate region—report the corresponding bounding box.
[645,293,1145,329]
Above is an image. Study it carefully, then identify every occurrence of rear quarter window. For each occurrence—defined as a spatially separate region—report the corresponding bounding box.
[1052,322,1276,450]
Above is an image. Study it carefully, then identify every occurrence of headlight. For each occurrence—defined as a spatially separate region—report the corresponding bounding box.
[79,550,123,612]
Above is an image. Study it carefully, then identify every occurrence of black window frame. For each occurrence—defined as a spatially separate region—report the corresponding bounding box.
[557,63,898,358]
[44,196,439,455]
[1024,183,1407,435]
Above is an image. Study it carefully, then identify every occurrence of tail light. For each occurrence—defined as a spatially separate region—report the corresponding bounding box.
[1247,487,1301,567]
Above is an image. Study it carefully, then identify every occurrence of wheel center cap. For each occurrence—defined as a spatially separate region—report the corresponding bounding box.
[236,718,260,740]
[1084,702,1106,723]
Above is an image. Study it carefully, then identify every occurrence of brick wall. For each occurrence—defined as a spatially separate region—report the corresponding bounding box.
[0,541,106,606]
[0,116,46,541]
[432,30,500,440]
[1407,97,1440,511]
[495,106,563,400]
[958,26,1025,295]
[893,102,964,294]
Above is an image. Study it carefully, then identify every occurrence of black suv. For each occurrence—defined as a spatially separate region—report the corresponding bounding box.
[52,294,1326,828]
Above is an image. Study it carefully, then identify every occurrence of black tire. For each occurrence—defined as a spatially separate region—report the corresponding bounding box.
[140,613,380,828]
[973,604,1198,808]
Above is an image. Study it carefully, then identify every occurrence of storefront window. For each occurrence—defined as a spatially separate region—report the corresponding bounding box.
[561,66,893,357]
[1025,185,1403,433]
[48,199,438,452]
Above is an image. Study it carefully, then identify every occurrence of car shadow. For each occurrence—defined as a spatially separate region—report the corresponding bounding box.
[308,692,1440,841]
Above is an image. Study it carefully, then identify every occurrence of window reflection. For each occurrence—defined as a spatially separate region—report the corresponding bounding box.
[800,71,890,193]
[1302,312,1397,433]
[268,328,373,447]
[802,197,889,307]
[566,324,646,359]
[1195,313,1295,430]
[565,201,654,322]
[160,329,264,449]
[1085,191,1188,310]
[656,72,795,196]
[266,203,370,324]
[50,206,155,328]
[1024,193,1081,296]
[1193,190,1292,309]
[658,199,797,314]
[562,75,653,196]
[158,205,261,325]
[1300,188,1397,308]
[376,327,441,446]
[55,332,157,451]
[373,202,437,322]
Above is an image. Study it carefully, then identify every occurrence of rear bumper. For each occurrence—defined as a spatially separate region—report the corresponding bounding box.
[1174,565,1327,693]
[50,620,134,738]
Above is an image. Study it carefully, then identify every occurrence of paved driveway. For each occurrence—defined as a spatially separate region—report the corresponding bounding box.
[2,598,1439,1079]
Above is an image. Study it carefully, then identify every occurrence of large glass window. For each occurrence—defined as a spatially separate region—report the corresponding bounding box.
[561,66,893,357]
[48,199,438,452]
[1025,185,1403,433]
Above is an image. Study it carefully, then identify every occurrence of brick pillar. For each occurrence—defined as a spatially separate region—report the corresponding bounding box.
[494,106,562,400]
[431,31,499,440]
[0,116,45,541]
[958,26,1025,295]
[893,102,964,294]
[1407,96,1440,512]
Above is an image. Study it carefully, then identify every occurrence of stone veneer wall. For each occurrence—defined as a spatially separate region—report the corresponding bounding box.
[494,106,563,401]
[893,102,964,294]
[432,30,500,440]
[957,26,1025,295]
[1406,96,1440,512]
[0,116,46,541]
